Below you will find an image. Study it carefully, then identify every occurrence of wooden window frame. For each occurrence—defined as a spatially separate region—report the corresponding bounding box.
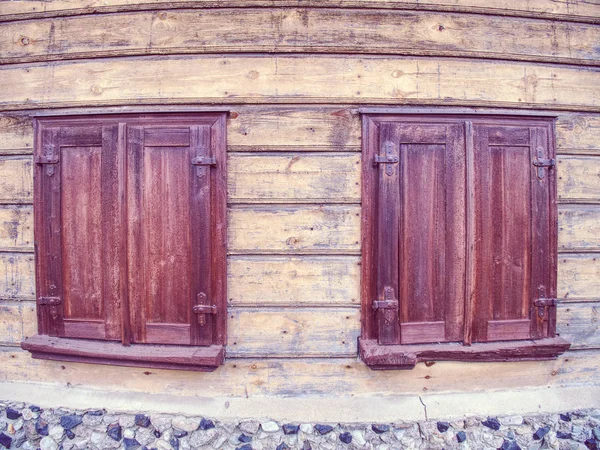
[359,113,570,370]
[22,113,227,371]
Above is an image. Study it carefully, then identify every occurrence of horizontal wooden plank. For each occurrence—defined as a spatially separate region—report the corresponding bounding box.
[0,205,33,251]
[0,300,36,345]
[227,307,359,356]
[558,156,600,203]
[0,114,33,154]
[0,0,598,24]
[228,205,361,254]
[557,303,600,349]
[0,56,599,111]
[0,253,35,301]
[228,153,361,202]
[558,254,600,301]
[556,114,600,155]
[1,9,598,65]
[558,205,600,252]
[228,256,360,306]
[0,156,33,203]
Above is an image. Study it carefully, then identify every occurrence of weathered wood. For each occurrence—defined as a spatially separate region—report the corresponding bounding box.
[0,205,33,251]
[228,205,361,254]
[21,335,224,371]
[1,0,599,24]
[559,205,600,252]
[228,256,360,306]
[0,157,33,203]
[558,254,600,301]
[556,115,600,155]
[0,253,35,301]
[0,301,37,344]
[0,57,599,111]
[558,156,600,203]
[228,153,360,203]
[227,307,359,356]
[1,9,598,65]
[0,115,32,154]
[557,303,600,349]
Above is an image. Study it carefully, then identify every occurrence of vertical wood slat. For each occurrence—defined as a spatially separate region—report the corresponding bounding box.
[464,121,475,346]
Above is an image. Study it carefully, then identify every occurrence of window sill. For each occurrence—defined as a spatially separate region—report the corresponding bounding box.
[21,335,224,372]
[359,337,570,370]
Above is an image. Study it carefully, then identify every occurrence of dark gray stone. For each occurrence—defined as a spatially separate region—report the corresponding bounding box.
[315,425,334,435]
[199,419,215,430]
[153,430,161,439]
[6,408,21,420]
[0,432,12,449]
[282,424,299,435]
[123,438,141,450]
[238,434,252,443]
[29,406,41,413]
[60,415,83,430]
[533,426,550,441]
[482,418,501,431]
[499,439,521,450]
[456,431,467,443]
[339,432,352,444]
[86,410,103,417]
[134,415,151,428]
[236,445,252,450]
[36,419,49,436]
[302,441,312,450]
[65,430,75,440]
[557,431,572,439]
[170,438,179,450]
[106,423,122,441]
[371,424,390,434]
[560,413,572,422]
[436,422,450,433]
[585,439,598,450]
[172,429,187,438]
[276,444,289,450]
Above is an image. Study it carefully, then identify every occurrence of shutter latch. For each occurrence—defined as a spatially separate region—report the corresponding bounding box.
[373,141,398,176]
[533,147,555,179]
[193,293,217,326]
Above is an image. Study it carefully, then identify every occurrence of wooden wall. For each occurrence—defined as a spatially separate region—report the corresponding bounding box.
[1,0,600,401]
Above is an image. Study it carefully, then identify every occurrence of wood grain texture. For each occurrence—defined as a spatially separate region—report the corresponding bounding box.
[228,153,361,203]
[558,254,600,302]
[0,253,35,301]
[557,156,600,203]
[559,205,600,252]
[0,301,36,345]
[1,9,598,65]
[0,157,33,203]
[0,56,599,111]
[227,307,359,357]
[0,115,32,154]
[557,303,600,349]
[0,206,32,251]
[1,0,599,23]
[556,115,600,155]
[228,256,360,306]
[228,205,361,254]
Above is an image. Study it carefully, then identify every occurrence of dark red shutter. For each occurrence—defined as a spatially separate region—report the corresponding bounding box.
[127,123,216,345]
[35,122,124,340]
[471,123,554,342]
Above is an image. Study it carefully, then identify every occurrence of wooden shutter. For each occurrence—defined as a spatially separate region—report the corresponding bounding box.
[127,123,216,346]
[35,122,125,341]
[471,122,554,342]
[374,120,466,345]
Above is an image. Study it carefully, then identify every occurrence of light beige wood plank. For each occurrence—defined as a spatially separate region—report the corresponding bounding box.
[0,205,33,251]
[0,156,33,203]
[228,256,360,306]
[558,254,600,301]
[228,106,360,151]
[0,115,33,154]
[557,115,600,155]
[0,300,36,344]
[227,307,359,356]
[228,205,361,254]
[558,205,600,252]
[0,56,598,111]
[558,156,600,203]
[0,9,598,65]
[0,253,35,301]
[557,303,600,349]
[1,0,598,23]
[228,153,361,202]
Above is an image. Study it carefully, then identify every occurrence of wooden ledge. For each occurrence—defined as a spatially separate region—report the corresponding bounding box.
[359,337,571,370]
[21,335,224,372]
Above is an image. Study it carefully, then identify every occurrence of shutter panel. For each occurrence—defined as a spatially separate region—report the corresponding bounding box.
[471,123,553,342]
[393,122,466,344]
[127,123,216,346]
[35,122,124,340]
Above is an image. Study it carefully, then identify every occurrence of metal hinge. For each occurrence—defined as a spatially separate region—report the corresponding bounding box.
[373,141,398,176]
[193,292,217,326]
[534,298,557,307]
[191,156,217,166]
[533,147,555,180]
[38,296,61,306]
[372,299,399,310]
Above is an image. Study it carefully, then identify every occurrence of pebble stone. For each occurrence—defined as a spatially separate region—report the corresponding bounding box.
[261,421,279,433]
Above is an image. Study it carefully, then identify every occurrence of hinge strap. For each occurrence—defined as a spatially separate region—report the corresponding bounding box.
[373,141,398,176]
[534,298,558,307]
[191,156,217,166]
[38,296,61,306]
[193,292,216,327]
[372,299,399,310]
[533,158,556,168]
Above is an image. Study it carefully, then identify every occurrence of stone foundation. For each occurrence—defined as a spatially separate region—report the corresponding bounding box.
[1,402,599,450]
